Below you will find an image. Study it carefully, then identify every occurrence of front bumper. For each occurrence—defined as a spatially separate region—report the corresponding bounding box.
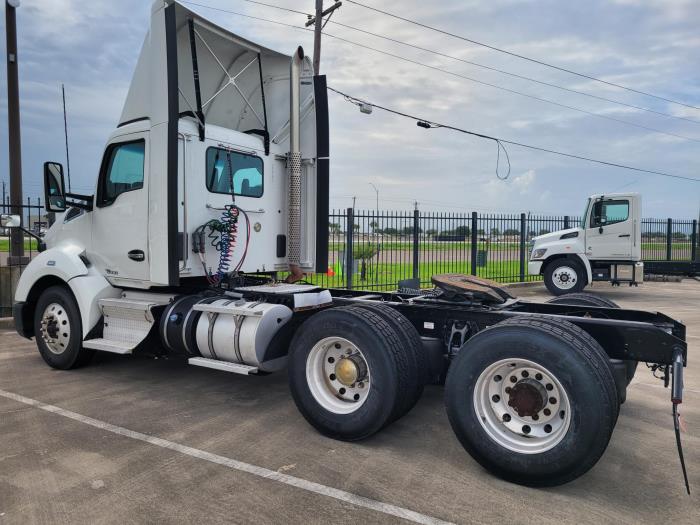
[527,261,543,275]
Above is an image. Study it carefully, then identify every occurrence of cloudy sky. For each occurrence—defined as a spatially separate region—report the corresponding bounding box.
[1,0,699,217]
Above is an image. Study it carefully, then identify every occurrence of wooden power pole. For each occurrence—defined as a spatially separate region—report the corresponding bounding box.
[5,0,25,263]
[306,1,342,75]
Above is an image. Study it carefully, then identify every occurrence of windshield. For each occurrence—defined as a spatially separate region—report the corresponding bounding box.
[580,198,591,229]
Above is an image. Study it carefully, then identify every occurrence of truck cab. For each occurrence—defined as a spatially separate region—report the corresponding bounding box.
[528,193,643,295]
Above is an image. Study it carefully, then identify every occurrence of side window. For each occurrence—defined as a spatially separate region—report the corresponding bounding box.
[591,200,629,227]
[206,147,263,198]
[98,140,145,206]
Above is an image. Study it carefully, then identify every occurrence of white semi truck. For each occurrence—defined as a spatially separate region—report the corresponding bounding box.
[0,1,690,491]
[529,193,645,295]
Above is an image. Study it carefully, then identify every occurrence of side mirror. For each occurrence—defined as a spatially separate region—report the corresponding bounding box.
[44,161,66,212]
[0,214,21,228]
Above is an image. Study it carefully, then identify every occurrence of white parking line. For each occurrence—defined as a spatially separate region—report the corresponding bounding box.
[0,389,454,525]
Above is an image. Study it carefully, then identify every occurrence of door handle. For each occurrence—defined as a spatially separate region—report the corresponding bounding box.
[598,227,604,234]
[128,249,145,262]
[618,234,630,238]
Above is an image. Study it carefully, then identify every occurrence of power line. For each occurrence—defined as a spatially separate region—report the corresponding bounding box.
[180,2,700,143]
[320,31,700,144]
[195,0,310,16]
[325,19,700,126]
[344,0,700,111]
[328,86,700,183]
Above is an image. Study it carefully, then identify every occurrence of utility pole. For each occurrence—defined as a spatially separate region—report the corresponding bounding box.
[5,0,25,264]
[369,182,379,213]
[306,1,342,75]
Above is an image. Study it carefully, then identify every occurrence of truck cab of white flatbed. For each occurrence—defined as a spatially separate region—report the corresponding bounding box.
[528,193,644,295]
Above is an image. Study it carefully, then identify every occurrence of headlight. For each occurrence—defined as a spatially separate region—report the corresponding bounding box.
[531,248,547,260]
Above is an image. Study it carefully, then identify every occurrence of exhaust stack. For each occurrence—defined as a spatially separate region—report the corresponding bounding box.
[286,46,304,283]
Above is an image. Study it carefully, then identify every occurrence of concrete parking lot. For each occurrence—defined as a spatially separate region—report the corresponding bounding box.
[0,281,698,524]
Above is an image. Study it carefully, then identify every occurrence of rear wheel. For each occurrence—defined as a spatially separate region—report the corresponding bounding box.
[288,306,414,441]
[445,316,617,487]
[543,258,587,296]
[354,302,426,421]
[34,285,93,370]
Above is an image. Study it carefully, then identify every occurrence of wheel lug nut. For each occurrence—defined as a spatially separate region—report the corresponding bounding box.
[522,425,531,434]
[353,394,360,401]
[494,375,502,382]
[505,387,512,394]
[544,424,552,433]
[543,408,551,416]
[559,410,565,419]
[503,414,511,422]
[549,397,557,405]
[339,388,346,395]
[328,357,335,363]
[532,414,539,421]
[329,373,336,380]
[521,370,529,378]
[535,373,543,380]
[509,376,517,383]
[492,395,500,403]
[546,383,554,391]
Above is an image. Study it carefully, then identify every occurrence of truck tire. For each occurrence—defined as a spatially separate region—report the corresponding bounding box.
[444,316,618,487]
[288,306,412,441]
[34,285,93,370]
[355,302,426,421]
[543,258,587,296]
[546,293,637,385]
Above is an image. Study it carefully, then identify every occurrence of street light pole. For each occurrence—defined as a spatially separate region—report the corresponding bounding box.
[5,0,25,264]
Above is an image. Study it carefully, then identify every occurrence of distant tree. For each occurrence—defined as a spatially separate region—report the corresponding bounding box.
[382,227,399,236]
[329,223,341,235]
[477,228,485,236]
[353,224,360,233]
[491,227,501,236]
[503,228,519,236]
[672,231,687,240]
[369,220,379,232]
[453,225,470,237]
[426,229,438,237]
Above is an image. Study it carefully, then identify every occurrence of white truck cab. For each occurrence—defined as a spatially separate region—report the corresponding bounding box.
[529,193,644,295]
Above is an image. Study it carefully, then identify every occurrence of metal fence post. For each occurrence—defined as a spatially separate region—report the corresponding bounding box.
[412,208,420,280]
[471,212,478,276]
[519,213,526,282]
[345,207,354,290]
[666,218,673,261]
[692,219,698,262]
[564,216,570,229]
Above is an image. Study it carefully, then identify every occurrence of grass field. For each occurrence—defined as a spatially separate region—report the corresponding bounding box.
[0,239,39,252]
[303,260,531,290]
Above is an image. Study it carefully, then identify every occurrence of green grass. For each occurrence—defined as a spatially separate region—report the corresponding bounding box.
[0,238,39,252]
[302,259,535,291]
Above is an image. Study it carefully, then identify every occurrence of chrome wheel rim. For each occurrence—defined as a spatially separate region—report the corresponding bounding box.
[40,303,71,355]
[552,266,578,290]
[474,358,571,454]
[306,336,371,415]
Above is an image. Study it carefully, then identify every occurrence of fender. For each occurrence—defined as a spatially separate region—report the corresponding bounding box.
[14,244,121,337]
[572,253,593,285]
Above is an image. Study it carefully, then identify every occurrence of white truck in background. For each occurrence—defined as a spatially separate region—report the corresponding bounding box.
[529,193,645,295]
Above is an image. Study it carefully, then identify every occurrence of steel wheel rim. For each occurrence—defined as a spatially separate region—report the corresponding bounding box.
[552,266,578,290]
[40,303,71,355]
[306,336,371,415]
[474,358,572,454]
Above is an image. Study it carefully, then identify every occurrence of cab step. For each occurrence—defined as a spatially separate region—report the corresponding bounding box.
[188,357,258,375]
[82,338,135,355]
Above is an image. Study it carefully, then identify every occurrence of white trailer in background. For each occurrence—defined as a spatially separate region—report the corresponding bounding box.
[0,1,689,492]
[528,193,645,295]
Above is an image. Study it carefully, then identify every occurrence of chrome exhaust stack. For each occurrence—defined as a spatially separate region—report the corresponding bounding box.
[286,46,304,283]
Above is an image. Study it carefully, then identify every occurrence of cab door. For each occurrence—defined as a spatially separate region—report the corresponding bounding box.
[585,197,633,259]
[90,134,150,283]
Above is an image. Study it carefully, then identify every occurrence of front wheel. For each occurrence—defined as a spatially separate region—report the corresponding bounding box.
[34,285,93,370]
[445,316,617,487]
[543,258,587,296]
